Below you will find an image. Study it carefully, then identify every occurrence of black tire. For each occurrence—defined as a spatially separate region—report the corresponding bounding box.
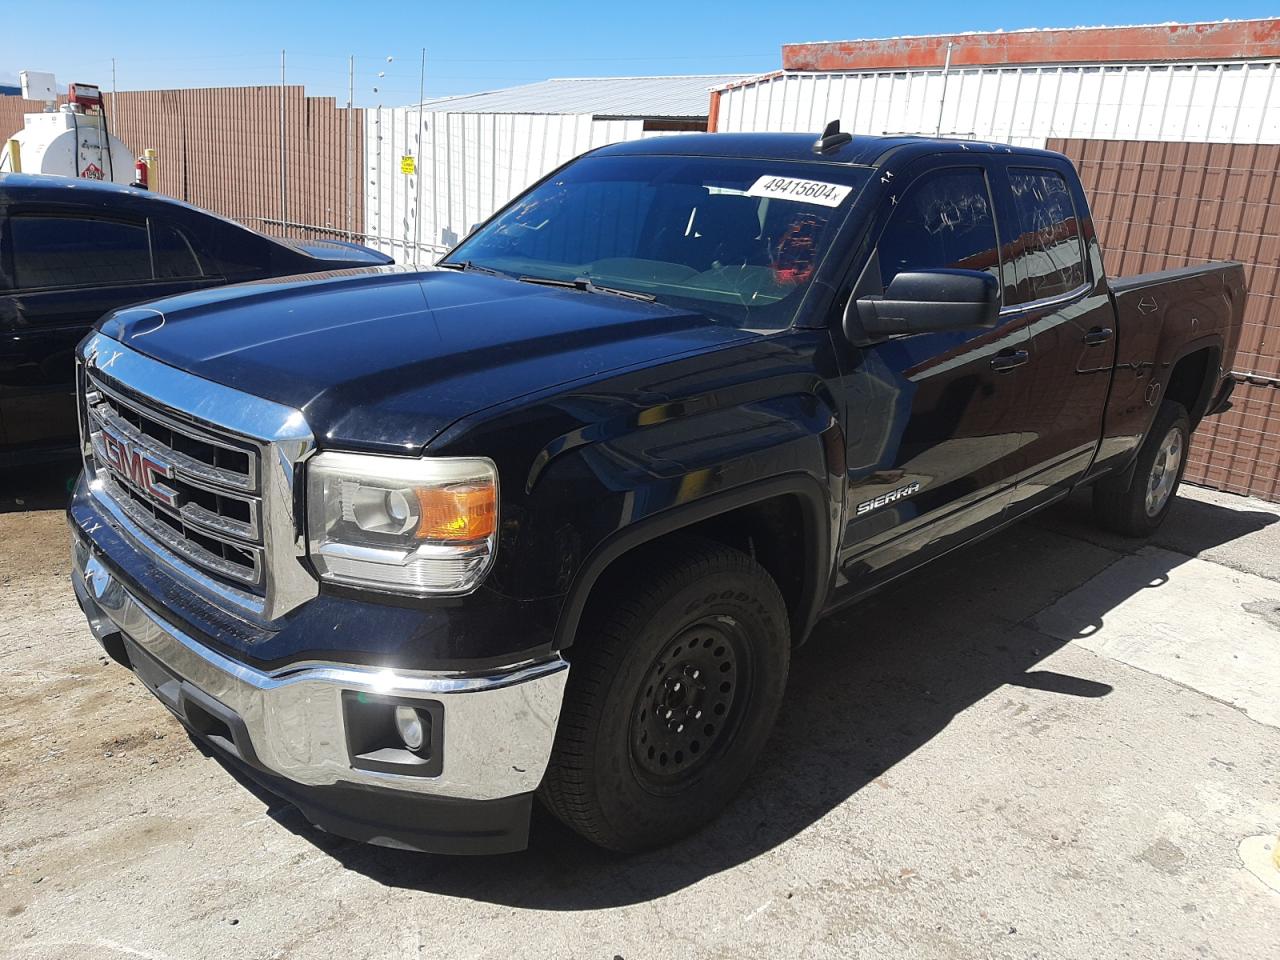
[540,537,790,852]
[1093,399,1191,537]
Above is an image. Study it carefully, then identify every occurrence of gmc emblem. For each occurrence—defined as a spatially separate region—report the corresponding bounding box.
[97,428,180,508]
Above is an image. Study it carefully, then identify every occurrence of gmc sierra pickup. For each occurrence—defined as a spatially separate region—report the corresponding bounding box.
[69,129,1245,855]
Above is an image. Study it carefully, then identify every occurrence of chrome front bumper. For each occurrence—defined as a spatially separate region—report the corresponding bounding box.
[70,533,568,803]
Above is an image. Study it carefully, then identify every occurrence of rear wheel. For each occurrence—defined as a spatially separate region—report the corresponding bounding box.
[540,537,789,852]
[1093,399,1191,537]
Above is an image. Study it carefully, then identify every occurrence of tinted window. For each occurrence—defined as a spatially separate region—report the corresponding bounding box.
[1006,169,1086,304]
[10,215,152,289]
[150,221,203,279]
[877,168,1001,293]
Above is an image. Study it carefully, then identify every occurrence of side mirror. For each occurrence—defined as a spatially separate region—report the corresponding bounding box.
[853,268,1000,338]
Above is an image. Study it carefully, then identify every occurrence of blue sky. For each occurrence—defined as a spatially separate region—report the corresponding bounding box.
[3,1,1278,107]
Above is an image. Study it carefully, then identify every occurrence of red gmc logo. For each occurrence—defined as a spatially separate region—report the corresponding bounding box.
[97,428,180,508]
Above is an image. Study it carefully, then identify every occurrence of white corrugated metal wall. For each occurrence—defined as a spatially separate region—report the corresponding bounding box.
[715,61,1280,146]
[364,109,667,261]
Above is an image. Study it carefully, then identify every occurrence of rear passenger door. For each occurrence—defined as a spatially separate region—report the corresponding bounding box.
[838,158,1034,587]
[0,210,219,449]
[990,161,1118,513]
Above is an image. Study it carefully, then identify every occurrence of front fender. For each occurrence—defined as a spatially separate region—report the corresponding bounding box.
[427,334,844,650]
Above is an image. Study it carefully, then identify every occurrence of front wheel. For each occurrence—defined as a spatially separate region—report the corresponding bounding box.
[540,537,790,852]
[1093,399,1191,537]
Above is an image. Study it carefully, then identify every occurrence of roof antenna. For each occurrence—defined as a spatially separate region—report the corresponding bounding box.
[814,119,853,154]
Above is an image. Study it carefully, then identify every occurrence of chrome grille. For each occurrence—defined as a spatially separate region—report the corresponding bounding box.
[85,371,265,589]
[79,332,318,623]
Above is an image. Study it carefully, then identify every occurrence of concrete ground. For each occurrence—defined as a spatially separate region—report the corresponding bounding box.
[1,463,1278,960]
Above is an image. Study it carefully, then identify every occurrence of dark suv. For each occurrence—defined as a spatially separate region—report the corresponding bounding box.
[0,173,391,465]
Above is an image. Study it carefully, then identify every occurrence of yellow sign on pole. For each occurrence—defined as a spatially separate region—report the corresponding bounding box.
[400,156,416,175]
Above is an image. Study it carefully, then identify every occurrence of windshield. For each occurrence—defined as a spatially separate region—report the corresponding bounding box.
[443,155,872,329]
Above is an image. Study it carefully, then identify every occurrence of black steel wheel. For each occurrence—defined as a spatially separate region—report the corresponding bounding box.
[540,536,789,852]
[629,616,751,788]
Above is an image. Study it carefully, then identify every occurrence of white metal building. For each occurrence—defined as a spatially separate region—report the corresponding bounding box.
[364,75,744,261]
[714,62,1280,146]
[711,21,1280,147]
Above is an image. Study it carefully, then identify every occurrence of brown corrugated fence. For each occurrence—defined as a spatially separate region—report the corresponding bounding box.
[1,87,363,241]
[2,98,1277,501]
[1051,138,1280,502]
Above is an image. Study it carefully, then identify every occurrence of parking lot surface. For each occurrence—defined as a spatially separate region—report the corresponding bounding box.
[1,466,1278,960]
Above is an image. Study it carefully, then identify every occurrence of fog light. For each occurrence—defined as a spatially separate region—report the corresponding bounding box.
[394,705,426,752]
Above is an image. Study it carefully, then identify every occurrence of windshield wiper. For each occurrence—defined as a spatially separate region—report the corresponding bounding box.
[437,260,509,278]
[517,275,656,303]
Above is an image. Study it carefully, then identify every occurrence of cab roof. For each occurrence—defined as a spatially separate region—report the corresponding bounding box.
[593,132,1068,168]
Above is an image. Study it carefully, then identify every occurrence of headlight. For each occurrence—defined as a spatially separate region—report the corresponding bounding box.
[306,451,498,595]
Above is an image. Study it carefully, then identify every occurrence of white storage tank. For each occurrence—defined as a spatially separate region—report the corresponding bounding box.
[2,83,134,185]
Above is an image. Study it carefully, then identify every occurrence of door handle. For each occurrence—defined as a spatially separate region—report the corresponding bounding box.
[990,349,1030,373]
[1083,327,1114,346]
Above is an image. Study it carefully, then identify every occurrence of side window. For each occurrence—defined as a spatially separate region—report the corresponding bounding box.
[149,220,203,279]
[877,168,1001,293]
[1005,168,1086,304]
[208,223,282,280]
[10,215,152,289]
[11,216,153,291]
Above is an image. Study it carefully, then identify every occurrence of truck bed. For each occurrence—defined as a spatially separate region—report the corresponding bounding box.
[1095,259,1247,476]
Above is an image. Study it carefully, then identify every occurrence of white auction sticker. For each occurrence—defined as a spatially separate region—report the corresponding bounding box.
[746,175,853,207]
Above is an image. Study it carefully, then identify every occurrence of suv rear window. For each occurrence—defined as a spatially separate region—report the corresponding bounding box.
[150,221,203,279]
[1005,169,1087,305]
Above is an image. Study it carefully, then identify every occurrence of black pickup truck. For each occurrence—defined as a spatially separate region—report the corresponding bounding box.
[0,173,391,466]
[69,130,1244,855]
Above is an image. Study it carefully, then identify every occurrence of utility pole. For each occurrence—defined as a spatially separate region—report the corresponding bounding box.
[934,41,954,137]
[111,58,117,116]
[280,49,287,227]
[347,55,355,240]
[414,47,426,265]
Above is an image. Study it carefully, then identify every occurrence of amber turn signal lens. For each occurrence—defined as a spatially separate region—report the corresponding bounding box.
[413,484,496,541]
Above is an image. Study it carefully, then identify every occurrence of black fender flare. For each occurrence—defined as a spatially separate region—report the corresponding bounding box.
[1107,334,1224,488]
[551,472,835,651]
[1161,334,1224,424]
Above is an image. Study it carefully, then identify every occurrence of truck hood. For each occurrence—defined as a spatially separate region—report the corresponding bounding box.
[97,267,755,452]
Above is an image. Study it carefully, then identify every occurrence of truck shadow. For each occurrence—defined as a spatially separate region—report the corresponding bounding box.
[0,459,80,513]
[229,489,1278,908]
